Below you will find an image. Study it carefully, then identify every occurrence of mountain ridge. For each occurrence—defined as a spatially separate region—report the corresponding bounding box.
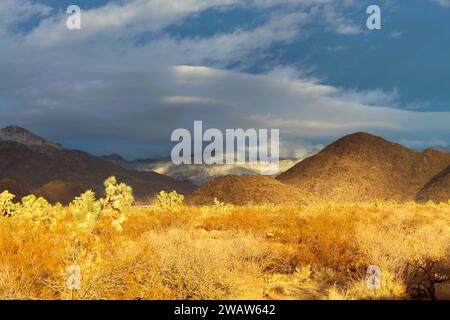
[416,165,450,203]
[187,175,305,206]
[0,126,194,204]
[278,132,450,202]
[1,128,448,205]
[188,132,450,205]
[0,126,63,151]
[102,155,306,185]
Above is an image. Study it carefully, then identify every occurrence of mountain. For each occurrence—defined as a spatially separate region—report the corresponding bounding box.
[102,156,303,185]
[278,132,450,202]
[31,181,94,205]
[0,126,194,203]
[416,165,450,203]
[2,128,448,205]
[0,178,30,199]
[0,126,63,150]
[101,153,130,167]
[187,175,305,206]
[429,145,450,152]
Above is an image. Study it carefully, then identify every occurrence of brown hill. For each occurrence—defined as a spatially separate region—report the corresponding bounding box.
[278,132,450,202]
[0,126,194,203]
[416,165,450,203]
[0,178,30,199]
[31,180,95,205]
[187,175,305,206]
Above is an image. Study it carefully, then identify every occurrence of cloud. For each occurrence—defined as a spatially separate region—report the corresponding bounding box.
[24,0,240,46]
[321,7,360,35]
[20,0,362,48]
[431,0,450,7]
[2,57,449,157]
[389,31,404,38]
[169,11,309,64]
[0,0,448,158]
[0,0,51,34]
[399,138,449,150]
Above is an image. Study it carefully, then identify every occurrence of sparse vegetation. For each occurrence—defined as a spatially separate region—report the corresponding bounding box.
[155,190,185,212]
[0,178,449,300]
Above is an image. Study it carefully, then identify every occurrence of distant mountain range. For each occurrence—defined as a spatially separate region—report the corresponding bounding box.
[0,126,449,205]
[416,165,450,203]
[278,132,450,202]
[102,154,306,185]
[189,132,450,205]
[0,126,194,204]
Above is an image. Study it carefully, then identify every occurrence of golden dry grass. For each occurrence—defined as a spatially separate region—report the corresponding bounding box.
[0,186,449,300]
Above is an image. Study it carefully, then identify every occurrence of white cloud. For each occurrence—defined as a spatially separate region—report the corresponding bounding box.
[162,96,229,106]
[0,0,448,158]
[0,0,51,34]
[389,31,404,38]
[20,0,361,47]
[170,11,309,63]
[25,0,241,46]
[399,138,449,149]
[432,0,450,7]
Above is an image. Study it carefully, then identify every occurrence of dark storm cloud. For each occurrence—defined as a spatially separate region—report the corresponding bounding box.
[0,0,449,158]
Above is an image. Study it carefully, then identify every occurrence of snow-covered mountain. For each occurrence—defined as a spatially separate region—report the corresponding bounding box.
[102,156,310,185]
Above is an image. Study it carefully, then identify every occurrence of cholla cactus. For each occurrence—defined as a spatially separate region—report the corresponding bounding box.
[19,195,52,221]
[99,177,134,232]
[425,200,437,208]
[213,197,232,214]
[0,191,15,217]
[66,177,134,233]
[373,199,384,209]
[1,177,134,233]
[68,178,133,232]
[155,190,185,212]
[70,190,101,232]
[101,176,134,211]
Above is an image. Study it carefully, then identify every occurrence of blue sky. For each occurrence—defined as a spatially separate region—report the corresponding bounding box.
[0,0,449,158]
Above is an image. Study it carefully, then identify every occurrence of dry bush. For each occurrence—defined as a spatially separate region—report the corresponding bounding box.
[353,205,450,299]
[141,229,269,299]
[0,186,449,300]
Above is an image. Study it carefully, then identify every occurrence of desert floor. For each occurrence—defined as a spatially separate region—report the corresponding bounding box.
[1,189,449,300]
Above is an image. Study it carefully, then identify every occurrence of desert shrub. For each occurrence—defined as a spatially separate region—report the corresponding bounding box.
[327,270,407,300]
[69,190,101,232]
[0,198,449,300]
[18,195,55,224]
[0,191,15,217]
[200,208,270,233]
[155,191,185,212]
[101,176,134,210]
[212,198,233,214]
[99,177,134,232]
[142,229,268,299]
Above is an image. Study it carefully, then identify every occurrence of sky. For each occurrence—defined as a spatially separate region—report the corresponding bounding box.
[0,0,449,159]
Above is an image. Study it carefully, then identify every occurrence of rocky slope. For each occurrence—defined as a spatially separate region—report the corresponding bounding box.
[278,132,450,202]
[0,126,194,203]
[187,175,305,206]
[416,165,450,203]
